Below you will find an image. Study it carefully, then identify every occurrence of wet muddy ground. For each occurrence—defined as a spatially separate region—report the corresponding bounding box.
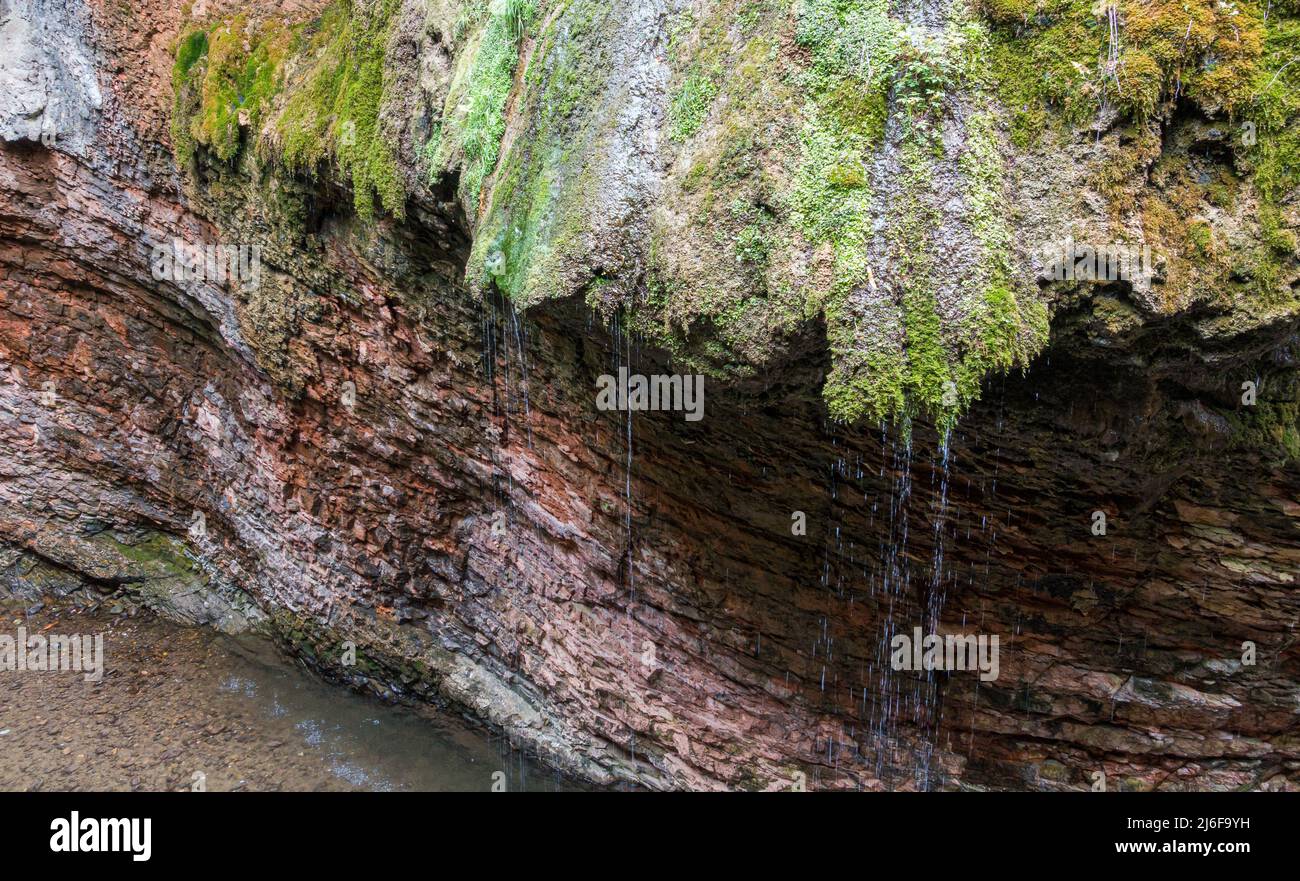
[0,600,580,791]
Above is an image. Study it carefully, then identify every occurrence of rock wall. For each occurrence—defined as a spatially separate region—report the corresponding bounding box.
[0,0,1296,790]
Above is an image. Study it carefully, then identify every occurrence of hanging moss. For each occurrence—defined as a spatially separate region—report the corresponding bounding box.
[624,2,808,380]
[952,77,1049,413]
[428,0,539,208]
[804,2,1050,426]
[170,29,209,165]
[790,0,904,421]
[170,0,406,219]
[273,0,405,219]
[164,0,1291,434]
[1238,13,1300,302]
[171,17,293,166]
[461,0,616,304]
[979,0,1270,131]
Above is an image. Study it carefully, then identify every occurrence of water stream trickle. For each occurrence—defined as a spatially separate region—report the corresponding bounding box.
[814,418,974,791]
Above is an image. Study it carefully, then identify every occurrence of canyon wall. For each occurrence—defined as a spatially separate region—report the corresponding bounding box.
[0,0,1297,790]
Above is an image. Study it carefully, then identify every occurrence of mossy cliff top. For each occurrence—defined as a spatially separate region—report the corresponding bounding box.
[170,0,1300,428]
[172,0,405,219]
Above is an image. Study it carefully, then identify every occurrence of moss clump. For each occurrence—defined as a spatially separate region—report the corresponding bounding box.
[669,71,721,141]
[822,77,889,143]
[1184,219,1215,259]
[174,29,209,83]
[171,17,293,165]
[826,161,867,188]
[171,0,406,220]
[272,0,405,218]
[980,0,1102,146]
[105,531,202,578]
[1247,403,1300,461]
[429,0,539,208]
[1126,8,1300,309]
[979,0,1047,25]
[1112,48,1163,120]
[730,200,774,267]
[1237,13,1300,302]
[980,0,1268,136]
[1123,0,1264,116]
[888,142,950,421]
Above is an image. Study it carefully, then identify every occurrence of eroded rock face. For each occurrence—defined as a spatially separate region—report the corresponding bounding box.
[0,0,1296,791]
[0,0,103,154]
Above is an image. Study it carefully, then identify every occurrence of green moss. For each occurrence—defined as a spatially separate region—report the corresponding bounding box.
[979,0,1294,358]
[1185,219,1215,259]
[170,0,406,219]
[1113,48,1163,120]
[171,30,210,164]
[273,0,405,218]
[105,532,202,578]
[430,0,539,207]
[736,0,778,33]
[175,29,209,82]
[826,161,866,188]
[733,222,771,266]
[1238,13,1300,302]
[806,3,1048,426]
[1228,371,1300,464]
[669,71,721,141]
[171,17,292,166]
[822,77,888,143]
[952,90,1049,415]
[888,137,950,424]
[789,0,897,298]
[981,0,1102,146]
[463,0,638,307]
[1124,0,1264,117]
[980,0,1269,134]
[893,30,962,119]
[265,608,449,700]
[979,0,1048,24]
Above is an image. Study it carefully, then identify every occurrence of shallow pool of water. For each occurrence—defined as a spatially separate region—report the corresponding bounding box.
[0,600,582,792]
